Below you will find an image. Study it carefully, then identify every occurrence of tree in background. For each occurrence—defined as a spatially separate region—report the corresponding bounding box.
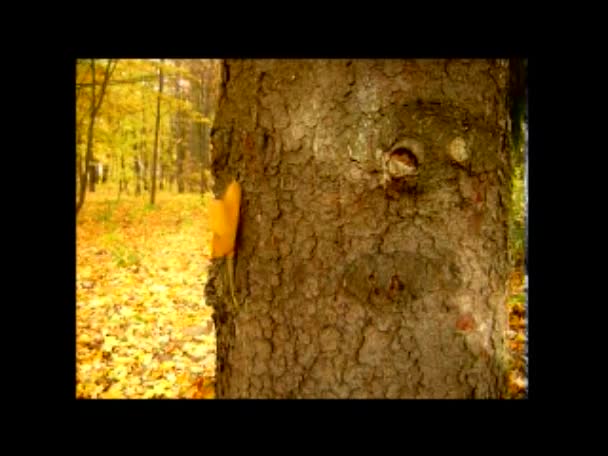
[187,59,218,194]
[206,59,521,398]
[150,59,164,206]
[76,59,116,215]
[171,59,221,194]
[76,59,221,208]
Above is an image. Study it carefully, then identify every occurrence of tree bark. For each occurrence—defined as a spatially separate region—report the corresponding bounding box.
[207,59,515,398]
[150,59,164,206]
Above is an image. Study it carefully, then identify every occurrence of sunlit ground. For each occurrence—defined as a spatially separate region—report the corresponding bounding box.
[76,184,216,398]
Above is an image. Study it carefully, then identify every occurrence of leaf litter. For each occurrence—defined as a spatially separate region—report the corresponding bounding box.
[77,190,216,398]
[503,268,527,399]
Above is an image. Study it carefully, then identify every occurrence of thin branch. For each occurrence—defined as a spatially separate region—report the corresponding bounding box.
[76,76,157,88]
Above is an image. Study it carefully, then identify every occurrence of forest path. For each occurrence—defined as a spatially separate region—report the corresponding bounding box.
[77,189,216,398]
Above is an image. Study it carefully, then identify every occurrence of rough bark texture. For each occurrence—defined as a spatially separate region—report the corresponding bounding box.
[206,59,514,398]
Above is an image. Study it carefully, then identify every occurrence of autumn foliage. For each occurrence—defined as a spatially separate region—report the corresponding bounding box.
[76,189,217,398]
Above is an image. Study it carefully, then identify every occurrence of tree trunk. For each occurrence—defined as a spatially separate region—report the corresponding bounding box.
[88,161,97,192]
[137,78,147,196]
[172,60,186,194]
[76,59,115,215]
[150,59,164,206]
[202,60,222,194]
[185,59,215,195]
[77,149,82,192]
[120,152,128,195]
[199,64,212,194]
[190,80,202,192]
[207,59,515,399]
[175,133,185,193]
[102,164,109,183]
[77,59,98,213]
[200,122,210,194]
[134,153,142,196]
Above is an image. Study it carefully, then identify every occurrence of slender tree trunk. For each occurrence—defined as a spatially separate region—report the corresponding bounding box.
[135,154,142,196]
[135,79,146,196]
[142,135,149,192]
[189,69,202,192]
[176,134,185,194]
[119,152,128,195]
[76,148,82,192]
[207,59,516,398]
[174,61,186,194]
[200,122,210,194]
[76,59,97,214]
[194,59,220,194]
[102,164,109,183]
[76,59,115,215]
[88,161,97,192]
[199,65,211,194]
[150,59,164,205]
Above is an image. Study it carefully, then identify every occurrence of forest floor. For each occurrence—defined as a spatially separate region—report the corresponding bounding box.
[76,187,527,399]
[76,188,217,398]
[504,268,527,399]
